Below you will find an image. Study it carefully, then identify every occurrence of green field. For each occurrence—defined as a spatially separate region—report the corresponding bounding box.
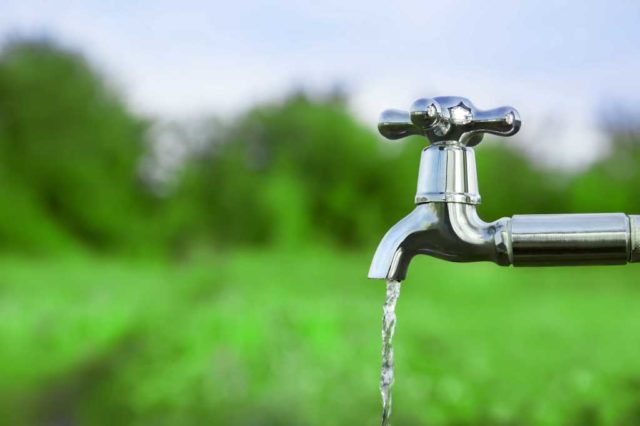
[2,249,640,425]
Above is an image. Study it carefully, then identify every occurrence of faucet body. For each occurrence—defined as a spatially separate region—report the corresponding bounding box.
[369,98,640,281]
[369,202,509,280]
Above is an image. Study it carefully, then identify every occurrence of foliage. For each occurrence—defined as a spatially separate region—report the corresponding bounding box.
[174,94,418,248]
[0,40,157,253]
[569,134,640,214]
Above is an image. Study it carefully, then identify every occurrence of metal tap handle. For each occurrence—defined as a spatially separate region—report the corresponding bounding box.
[378,96,521,146]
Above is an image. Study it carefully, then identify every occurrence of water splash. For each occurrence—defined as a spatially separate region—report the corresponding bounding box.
[380,280,401,426]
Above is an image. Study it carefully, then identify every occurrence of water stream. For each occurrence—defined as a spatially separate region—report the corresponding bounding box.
[380,280,401,426]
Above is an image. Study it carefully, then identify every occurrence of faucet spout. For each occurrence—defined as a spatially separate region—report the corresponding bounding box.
[368,203,510,281]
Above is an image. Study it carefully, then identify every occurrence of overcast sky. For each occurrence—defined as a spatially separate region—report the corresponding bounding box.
[2,0,640,168]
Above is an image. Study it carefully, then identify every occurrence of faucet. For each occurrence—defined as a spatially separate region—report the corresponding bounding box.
[369,96,640,281]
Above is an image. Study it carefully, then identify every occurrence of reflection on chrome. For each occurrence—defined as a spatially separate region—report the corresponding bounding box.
[369,96,640,281]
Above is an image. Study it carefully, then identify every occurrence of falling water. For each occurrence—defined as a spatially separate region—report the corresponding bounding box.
[380,280,401,426]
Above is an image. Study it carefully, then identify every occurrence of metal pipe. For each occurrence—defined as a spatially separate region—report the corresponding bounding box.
[510,213,634,266]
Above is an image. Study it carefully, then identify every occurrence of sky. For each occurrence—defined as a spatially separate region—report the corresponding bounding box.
[2,0,640,168]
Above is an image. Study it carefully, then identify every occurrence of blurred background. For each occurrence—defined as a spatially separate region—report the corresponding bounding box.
[1,1,640,425]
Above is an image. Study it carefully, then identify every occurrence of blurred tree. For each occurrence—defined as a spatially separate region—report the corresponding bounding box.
[0,39,153,252]
[568,132,640,214]
[476,142,570,221]
[175,93,419,248]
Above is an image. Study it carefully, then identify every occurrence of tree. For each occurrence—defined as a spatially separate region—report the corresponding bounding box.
[0,39,150,252]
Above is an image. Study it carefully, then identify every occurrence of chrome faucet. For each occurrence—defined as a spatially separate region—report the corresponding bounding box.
[369,96,640,281]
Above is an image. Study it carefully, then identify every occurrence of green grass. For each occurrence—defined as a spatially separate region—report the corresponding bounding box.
[2,248,640,425]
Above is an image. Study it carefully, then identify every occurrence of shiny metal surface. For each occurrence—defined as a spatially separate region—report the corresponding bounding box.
[415,144,480,205]
[369,96,640,281]
[368,203,509,281]
[378,96,520,146]
[510,214,631,266]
